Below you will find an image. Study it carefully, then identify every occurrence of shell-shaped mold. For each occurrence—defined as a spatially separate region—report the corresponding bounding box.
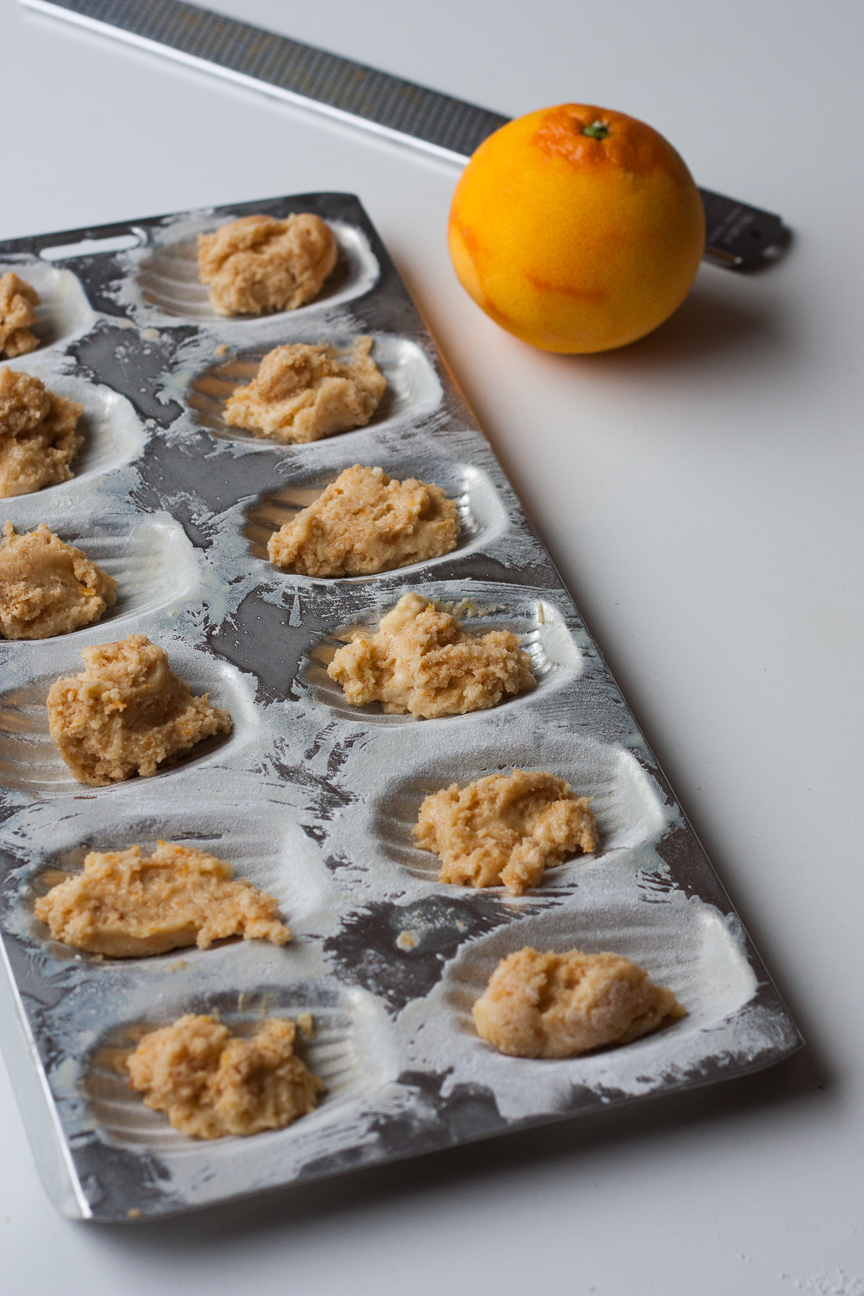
[84,982,395,1152]
[187,333,442,448]
[0,645,257,796]
[17,799,331,962]
[301,582,584,723]
[244,458,509,578]
[0,513,200,644]
[133,219,379,324]
[440,894,758,1058]
[0,361,146,502]
[0,259,95,351]
[371,729,668,887]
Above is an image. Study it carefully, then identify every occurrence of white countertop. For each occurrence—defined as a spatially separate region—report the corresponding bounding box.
[1,1,862,1291]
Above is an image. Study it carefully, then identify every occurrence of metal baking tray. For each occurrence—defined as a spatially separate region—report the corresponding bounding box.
[0,193,801,1220]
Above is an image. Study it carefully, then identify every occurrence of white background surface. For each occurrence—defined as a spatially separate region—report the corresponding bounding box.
[1,1,862,1292]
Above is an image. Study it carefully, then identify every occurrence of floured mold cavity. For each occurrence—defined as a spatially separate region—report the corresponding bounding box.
[0,361,146,499]
[187,333,442,447]
[0,645,257,796]
[131,219,379,323]
[301,583,584,722]
[0,513,201,643]
[0,259,95,351]
[244,458,508,576]
[371,729,669,887]
[17,800,330,962]
[83,982,395,1152]
[441,895,758,1060]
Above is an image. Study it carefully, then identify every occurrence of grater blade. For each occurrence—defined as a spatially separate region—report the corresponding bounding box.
[20,0,788,268]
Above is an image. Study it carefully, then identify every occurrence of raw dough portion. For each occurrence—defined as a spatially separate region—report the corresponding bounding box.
[473,946,686,1059]
[268,465,460,576]
[197,213,338,315]
[224,338,386,444]
[0,272,39,358]
[46,634,233,786]
[0,367,82,498]
[35,841,291,957]
[327,591,536,719]
[414,769,597,894]
[0,521,117,639]
[126,1014,324,1139]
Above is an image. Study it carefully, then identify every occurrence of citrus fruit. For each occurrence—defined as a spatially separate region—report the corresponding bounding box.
[448,103,706,353]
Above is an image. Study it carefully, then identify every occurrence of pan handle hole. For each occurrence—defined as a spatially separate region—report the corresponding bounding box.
[39,229,146,261]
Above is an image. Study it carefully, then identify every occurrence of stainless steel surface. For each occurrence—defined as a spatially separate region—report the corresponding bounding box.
[0,193,800,1221]
[20,0,789,269]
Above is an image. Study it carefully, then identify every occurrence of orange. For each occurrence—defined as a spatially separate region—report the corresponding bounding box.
[448,104,706,353]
